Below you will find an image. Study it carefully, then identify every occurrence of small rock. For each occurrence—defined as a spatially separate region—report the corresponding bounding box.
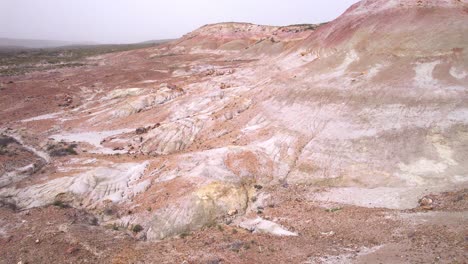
[419,197,433,206]
[224,112,233,120]
[419,196,434,210]
[206,257,222,264]
[167,84,177,90]
[220,83,231,89]
[205,69,215,76]
[228,209,238,216]
[320,231,335,236]
[35,239,40,243]
[66,246,79,254]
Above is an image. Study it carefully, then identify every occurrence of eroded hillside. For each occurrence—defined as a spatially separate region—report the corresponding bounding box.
[0,0,467,263]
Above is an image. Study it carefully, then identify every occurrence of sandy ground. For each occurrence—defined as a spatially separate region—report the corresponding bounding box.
[1,187,466,264]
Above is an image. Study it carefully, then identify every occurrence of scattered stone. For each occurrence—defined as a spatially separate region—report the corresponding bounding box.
[224,112,233,120]
[320,231,335,237]
[220,83,231,89]
[228,209,238,216]
[167,84,177,90]
[205,69,215,76]
[35,239,40,243]
[229,241,244,252]
[256,205,264,215]
[239,217,298,236]
[270,37,279,43]
[206,257,222,264]
[419,196,434,210]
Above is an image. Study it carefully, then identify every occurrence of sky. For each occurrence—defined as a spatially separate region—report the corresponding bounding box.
[0,0,360,44]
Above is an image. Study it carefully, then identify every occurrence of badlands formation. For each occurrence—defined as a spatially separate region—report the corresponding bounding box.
[1,0,467,263]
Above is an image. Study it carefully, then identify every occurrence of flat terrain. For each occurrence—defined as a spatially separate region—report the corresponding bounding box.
[0,43,165,76]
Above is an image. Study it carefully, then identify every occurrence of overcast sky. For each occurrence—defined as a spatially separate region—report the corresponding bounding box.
[1,0,360,44]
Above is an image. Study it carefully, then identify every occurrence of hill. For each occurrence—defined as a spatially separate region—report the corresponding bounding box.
[0,0,467,263]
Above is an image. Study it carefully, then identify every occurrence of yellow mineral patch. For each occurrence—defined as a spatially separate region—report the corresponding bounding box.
[195,181,250,214]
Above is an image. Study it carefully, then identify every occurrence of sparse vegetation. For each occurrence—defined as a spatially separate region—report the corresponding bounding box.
[47,142,78,156]
[132,224,143,233]
[52,200,68,208]
[325,207,343,213]
[229,241,244,253]
[0,42,165,76]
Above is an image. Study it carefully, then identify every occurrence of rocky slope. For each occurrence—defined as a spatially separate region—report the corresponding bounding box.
[0,0,467,263]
